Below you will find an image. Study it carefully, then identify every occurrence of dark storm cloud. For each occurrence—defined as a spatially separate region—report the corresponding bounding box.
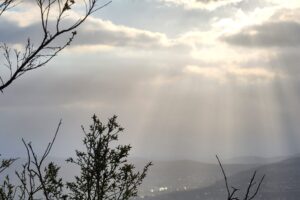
[222,21,300,48]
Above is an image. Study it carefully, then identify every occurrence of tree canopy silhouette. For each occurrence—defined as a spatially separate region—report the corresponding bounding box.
[0,115,152,200]
[66,115,152,200]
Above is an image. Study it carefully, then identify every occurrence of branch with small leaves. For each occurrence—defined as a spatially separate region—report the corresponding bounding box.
[0,0,112,92]
[0,156,17,175]
[0,115,152,200]
[66,115,152,200]
[12,120,66,200]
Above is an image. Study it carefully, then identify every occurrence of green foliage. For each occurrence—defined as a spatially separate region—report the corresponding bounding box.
[66,115,152,200]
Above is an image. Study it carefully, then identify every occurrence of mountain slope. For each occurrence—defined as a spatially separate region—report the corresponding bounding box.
[141,156,300,200]
[0,157,258,197]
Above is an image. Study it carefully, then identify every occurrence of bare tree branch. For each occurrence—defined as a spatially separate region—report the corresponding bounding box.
[0,0,17,16]
[14,120,64,200]
[0,156,18,174]
[216,155,233,200]
[247,174,265,200]
[0,0,112,92]
[216,155,265,200]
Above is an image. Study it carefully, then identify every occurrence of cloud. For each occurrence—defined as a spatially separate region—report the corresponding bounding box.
[74,19,176,49]
[222,21,300,48]
[183,64,276,83]
[3,0,300,160]
[158,0,244,10]
[265,0,300,9]
[271,8,300,22]
[219,7,300,78]
[0,18,43,44]
[0,15,186,50]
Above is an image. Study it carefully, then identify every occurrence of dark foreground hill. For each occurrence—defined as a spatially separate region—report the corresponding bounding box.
[140,156,300,200]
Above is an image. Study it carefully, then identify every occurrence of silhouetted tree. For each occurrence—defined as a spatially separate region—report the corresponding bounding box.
[66,115,152,200]
[216,155,265,200]
[1,1,153,199]
[0,120,64,200]
[0,0,111,186]
[14,120,65,200]
[0,0,111,92]
[0,0,111,193]
[0,156,18,199]
[0,115,151,200]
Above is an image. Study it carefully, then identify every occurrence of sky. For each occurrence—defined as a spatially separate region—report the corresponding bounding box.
[1,0,300,161]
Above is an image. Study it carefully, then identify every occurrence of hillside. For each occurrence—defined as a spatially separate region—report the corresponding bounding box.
[141,156,300,200]
[0,157,259,196]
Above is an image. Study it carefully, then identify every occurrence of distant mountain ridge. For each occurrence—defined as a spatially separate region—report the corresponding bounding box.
[140,156,300,200]
[223,155,285,165]
[2,155,299,199]
[0,157,259,196]
[135,159,259,196]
